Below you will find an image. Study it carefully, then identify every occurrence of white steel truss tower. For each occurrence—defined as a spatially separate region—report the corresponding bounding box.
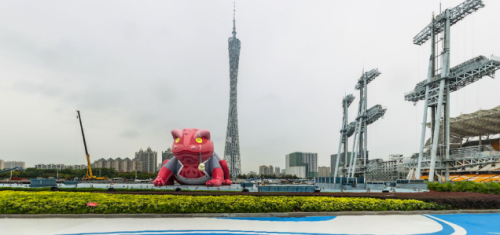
[348,69,386,179]
[224,12,242,177]
[406,0,500,182]
[333,94,355,182]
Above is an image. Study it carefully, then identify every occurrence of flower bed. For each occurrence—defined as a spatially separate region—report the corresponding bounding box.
[0,187,233,193]
[428,181,500,194]
[103,190,500,210]
[0,191,447,214]
[337,191,500,210]
[0,187,174,192]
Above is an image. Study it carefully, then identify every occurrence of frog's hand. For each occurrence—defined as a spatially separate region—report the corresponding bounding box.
[154,159,174,186]
[206,167,223,187]
[219,159,231,180]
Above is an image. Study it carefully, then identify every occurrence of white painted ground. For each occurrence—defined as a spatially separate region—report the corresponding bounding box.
[0,214,462,235]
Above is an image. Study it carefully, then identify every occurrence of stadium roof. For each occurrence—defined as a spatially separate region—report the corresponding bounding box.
[427,105,500,138]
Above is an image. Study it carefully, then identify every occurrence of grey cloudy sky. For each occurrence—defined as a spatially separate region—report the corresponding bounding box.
[0,0,499,173]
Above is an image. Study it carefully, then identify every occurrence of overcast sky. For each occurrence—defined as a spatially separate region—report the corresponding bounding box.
[0,0,499,173]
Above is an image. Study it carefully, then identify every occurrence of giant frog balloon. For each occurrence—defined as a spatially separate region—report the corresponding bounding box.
[153,128,232,187]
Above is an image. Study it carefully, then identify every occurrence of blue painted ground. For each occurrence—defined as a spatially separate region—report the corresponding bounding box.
[431,213,500,235]
[218,216,337,222]
[223,214,500,235]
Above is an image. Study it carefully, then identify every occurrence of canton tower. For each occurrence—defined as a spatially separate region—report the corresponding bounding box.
[223,8,241,177]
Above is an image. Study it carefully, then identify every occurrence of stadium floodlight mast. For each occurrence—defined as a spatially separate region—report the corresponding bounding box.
[413,0,485,46]
[334,102,385,181]
[348,104,387,178]
[406,0,500,182]
[346,69,386,179]
[333,93,355,184]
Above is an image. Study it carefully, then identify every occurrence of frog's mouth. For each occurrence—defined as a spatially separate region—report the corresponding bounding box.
[174,150,211,155]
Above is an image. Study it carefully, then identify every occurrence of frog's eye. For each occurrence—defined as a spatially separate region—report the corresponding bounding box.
[175,138,180,143]
[195,138,203,143]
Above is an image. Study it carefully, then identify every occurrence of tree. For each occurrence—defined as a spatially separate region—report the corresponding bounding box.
[237,174,249,179]
[0,168,157,180]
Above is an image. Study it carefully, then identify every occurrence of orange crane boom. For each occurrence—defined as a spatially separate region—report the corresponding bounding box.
[77,110,108,181]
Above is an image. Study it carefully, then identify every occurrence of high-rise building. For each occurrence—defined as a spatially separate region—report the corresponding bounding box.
[249,171,257,176]
[259,165,269,175]
[104,158,113,169]
[224,11,242,178]
[35,164,87,170]
[4,161,25,169]
[258,165,278,176]
[285,166,305,178]
[318,166,331,177]
[135,147,158,173]
[92,158,106,168]
[92,158,140,173]
[68,164,87,170]
[111,158,121,171]
[275,167,280,174]
[0,159,4,170]
[285,152,318,178]
[123,158,139,172]
[162,147,174,163]
[35,164,65,170]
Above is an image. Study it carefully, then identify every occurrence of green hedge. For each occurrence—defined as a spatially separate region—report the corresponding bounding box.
[0,187,172,192]
[0,187,235,193]
[0,191,448,214]
[428,181,500,194]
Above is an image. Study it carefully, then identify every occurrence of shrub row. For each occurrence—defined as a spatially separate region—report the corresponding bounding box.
[0,191,448,214]
[323,191,500,210]
[428,181,500,194]
[0,187,235,193]
[0,187,174,192]
[103,191,500,210]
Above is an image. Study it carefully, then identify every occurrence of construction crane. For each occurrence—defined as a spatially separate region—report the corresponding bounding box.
[0,167,23,174]
[76,110,108,181]
[0,167,24,180]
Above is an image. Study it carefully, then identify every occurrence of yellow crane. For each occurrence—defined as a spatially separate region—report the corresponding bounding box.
[77,110,108,181]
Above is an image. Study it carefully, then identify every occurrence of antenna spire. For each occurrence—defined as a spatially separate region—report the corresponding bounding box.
[232,1,236,38]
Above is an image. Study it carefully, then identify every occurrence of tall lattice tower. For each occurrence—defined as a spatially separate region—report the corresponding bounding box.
[405,0,500,181]
[224,8,241,177]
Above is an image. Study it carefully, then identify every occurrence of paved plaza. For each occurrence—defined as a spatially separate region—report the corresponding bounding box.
[1,213,499,235]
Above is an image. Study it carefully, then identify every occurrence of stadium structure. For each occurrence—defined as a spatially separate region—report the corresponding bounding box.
[327,0,500,184]
[327,105,500,184]
[365,105,500,182]
[405,105,500,182]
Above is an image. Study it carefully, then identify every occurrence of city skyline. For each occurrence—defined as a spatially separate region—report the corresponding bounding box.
[0,1,500,173]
